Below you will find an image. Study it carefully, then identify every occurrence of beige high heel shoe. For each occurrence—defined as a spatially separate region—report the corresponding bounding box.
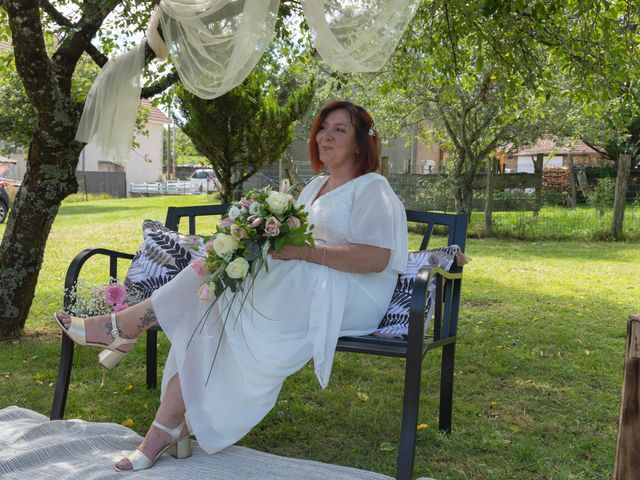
[53,311,136,370]
[114,419,191,471]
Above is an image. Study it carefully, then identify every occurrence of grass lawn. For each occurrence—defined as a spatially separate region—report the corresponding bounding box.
[0,195,638,479]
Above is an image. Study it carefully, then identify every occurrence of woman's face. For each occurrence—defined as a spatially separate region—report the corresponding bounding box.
[315,109,358,173]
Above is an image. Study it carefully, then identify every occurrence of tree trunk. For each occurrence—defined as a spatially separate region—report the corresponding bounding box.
[612,154,632,239]
[453,180,474,214]
[484,157,495,236]
[0,132,82,337]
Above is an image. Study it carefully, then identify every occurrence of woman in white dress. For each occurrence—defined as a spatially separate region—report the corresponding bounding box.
[54,100,408,472]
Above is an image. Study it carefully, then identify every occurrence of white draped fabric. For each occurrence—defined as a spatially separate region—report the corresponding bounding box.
[75,0,419,165]
[303,0,419,72]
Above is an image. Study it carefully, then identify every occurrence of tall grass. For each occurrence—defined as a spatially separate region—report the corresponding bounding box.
[468,205,640,240]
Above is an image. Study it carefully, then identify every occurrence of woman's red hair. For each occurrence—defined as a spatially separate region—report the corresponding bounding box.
[308,100,380,176]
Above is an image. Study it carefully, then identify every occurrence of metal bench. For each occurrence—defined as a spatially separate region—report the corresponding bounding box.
[51,204,467,480]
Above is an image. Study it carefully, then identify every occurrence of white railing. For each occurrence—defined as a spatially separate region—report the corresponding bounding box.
[129,181,195,195]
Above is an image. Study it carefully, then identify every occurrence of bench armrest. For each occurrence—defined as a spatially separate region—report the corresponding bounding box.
[63,248,135,310]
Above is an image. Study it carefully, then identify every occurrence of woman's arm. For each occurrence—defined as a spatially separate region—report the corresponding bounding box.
[270,244,390,273]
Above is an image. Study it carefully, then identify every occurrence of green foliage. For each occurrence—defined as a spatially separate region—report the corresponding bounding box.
[351,0,557,213]
[586,177,615,217]
[173,128,199,158]
[173,66,315,203]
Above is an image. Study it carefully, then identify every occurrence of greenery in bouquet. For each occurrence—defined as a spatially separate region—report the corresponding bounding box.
[65,280,141,317]
[191,185,314,300]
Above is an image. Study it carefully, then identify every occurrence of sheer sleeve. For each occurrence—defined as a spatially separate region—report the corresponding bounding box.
[347,176,408,273]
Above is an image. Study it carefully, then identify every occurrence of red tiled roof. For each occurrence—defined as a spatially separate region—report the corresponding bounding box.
[513,137,600,156]
[140,98,171,124]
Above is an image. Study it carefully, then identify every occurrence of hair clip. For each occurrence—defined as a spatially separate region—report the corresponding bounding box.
[368,123,376,137]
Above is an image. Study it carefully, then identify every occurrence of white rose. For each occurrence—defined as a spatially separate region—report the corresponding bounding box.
[266,191,290,215]
[228,205,242,220]
[249,201,261,215]
[225,257,250,279]
[212,234,238,257]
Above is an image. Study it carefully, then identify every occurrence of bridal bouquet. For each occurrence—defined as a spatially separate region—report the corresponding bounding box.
[191,184,314,301]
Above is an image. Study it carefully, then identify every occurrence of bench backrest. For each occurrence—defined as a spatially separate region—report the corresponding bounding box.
[166,205,468,253]
[165,204,468,340]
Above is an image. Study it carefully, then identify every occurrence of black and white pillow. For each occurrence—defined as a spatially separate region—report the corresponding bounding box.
[373,246,463,339]
[124,220,205,300]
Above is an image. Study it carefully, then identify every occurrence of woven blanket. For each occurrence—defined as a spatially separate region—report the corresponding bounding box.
[0,406,435,480]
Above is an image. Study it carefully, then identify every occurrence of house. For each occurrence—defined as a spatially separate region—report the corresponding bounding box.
[502,137,613,173]
[77,99,171,196]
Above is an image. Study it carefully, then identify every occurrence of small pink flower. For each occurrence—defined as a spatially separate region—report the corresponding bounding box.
[230,224,246,240]
[264,216,281,237]
[250,217,264,228]
[191,258,209,277]
[198,283,213,302]
[240,198,251,209]
[219,217,234,228]
[113,303,128,313]
[286,216,301,229]
[104,284,127,305]
[204,239,216,253]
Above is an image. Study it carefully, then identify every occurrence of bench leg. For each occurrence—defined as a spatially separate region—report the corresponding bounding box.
[439,342,456,433]
[146,329,158,389]
[51,335,74,420]
[396,352,422,480]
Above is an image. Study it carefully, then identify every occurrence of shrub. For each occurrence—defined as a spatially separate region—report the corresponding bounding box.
[586,177,615,217]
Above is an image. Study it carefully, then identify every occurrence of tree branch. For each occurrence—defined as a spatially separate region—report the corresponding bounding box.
[4,0,59,121]
[51,0,122,92]
[41,0,110,68]
[581,137,613,161]
[141,67,180,99]
[40,0,71,28]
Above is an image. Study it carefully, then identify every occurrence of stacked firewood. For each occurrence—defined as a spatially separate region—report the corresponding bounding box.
[542,167,571,193]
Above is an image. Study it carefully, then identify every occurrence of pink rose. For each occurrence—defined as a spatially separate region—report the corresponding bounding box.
[230,224,246,240]
[191,258,209,277]
[286,216,301,229]
[113,303,128,313]
[104,284,127,305]
[204,239,216,253]
[264,216,281,237]
[219,217,234,228]
[250,217,264,228]
[240,198,251,209]
[198,283,213,302]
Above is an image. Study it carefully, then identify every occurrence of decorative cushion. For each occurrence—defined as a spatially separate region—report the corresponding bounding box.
[124,220,205,300]
[373,246,463,339]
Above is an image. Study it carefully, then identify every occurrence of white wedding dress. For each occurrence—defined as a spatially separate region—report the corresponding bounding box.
[151,172,408,454]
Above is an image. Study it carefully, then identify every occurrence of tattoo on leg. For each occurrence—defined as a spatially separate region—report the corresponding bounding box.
[103,319,114,336]
[137,308,158,333]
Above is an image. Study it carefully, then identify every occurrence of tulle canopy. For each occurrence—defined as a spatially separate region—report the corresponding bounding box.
[76,0,419,165]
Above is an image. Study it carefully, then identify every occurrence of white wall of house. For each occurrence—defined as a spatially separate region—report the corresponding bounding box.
[77,118,166,188]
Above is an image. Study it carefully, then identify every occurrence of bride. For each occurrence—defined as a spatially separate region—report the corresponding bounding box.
[54,100,408,472]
